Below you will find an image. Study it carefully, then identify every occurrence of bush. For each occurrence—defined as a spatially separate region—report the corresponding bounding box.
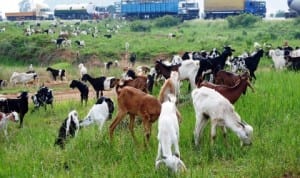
[130,21,151,32]
[154,15,181,28]
[227,14,262,28]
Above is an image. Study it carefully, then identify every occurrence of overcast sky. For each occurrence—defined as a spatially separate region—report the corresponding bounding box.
[0,0,290,18]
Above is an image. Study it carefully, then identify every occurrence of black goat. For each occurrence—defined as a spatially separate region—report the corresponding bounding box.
[129,53,137,67]
[46,67,65,81]
[195,46,235,84]
[81,74,119,99]
[69,80,89,105]
[54,110,79,149]
[243,49,264,80]
[0,91,29,128]
[31,86,54,112]
[104,34,112,38]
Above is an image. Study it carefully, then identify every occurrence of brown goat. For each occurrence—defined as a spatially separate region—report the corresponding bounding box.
[109,86,161,145]
[214,70,250,86]
[118,76,148,93]
[198,74,254,104]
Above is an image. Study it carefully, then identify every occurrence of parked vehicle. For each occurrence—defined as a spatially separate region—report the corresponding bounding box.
[285,0,300,18]
[120,0,199,20]
[203,0,266,19]
[54,3,109,20]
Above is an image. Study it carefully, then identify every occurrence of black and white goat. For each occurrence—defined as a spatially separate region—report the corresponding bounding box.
[75,40,85,47]
[69,80,89,105]
[31,86,54,112]
[0,111,19,139]
[54,110,80,149]
[46,67,65,81]
[0,91,29,128]
[81,74,119,98]
[79,97,114,130]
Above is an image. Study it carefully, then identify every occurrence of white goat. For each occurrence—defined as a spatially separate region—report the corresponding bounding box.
[269,49,286,70]
[156,94,186,172]
[10,72,38,86]
[79,97,114,131]
[0,111,19,139]
[78,63,88,78]
[192,87,253,146]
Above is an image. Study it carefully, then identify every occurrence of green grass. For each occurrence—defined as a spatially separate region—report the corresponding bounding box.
[0,18,300,177]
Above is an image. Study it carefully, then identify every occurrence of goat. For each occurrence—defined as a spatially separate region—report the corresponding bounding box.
[285,55,300,70]
[109,86,161,145]
[10,72,38,86]
[214,70,248,87]
[198,72,253,104]
[0,91,28,128]
[81,74,119,98]
[129,53,137,67]
[75,40,85,47]
[69,80,89,105]
[243,49,264,80]
[268,49,286,70]
[31,86,54,112]
[0,112,19,139]
[118,76,148,93]
[192,87,253,146]
[104,34,112,38]
[79,97,114,130]
[78,63,87,78]
[54,110,80,149]
[158,71,180,103]
[104,61,114,70]
[46,67,65,81]
[155,94,186,172]
[52,38,65,48]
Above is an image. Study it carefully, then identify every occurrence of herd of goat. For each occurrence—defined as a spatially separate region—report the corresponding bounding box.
[1,42,300,172]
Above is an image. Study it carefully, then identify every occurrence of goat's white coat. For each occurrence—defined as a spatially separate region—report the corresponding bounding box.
[78,63,88,77]
[79,100,110,130]
[10,72,37,86]
[192,87,253,146]
[156,94,186,172]
[66,110,79,137]
[269,49,286,70]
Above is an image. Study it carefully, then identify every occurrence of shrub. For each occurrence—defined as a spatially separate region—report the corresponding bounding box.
[130,21,151,32]
[154,15,181,28]
[227,14,262,28]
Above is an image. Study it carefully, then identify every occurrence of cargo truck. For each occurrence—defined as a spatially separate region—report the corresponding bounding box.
[285,0,300,18]
[204,0,266,19]
[120,0,199,20]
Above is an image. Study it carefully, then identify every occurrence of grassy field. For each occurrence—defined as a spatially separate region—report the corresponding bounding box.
[0,17,300,177]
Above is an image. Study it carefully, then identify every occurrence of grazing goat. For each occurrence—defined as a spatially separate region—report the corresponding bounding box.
[78,63,87,78]
[192,87,253,146]
[109,86,161,145]
[54,110,80,149]
[0,91,29,128]
[198,72,253,104]
[10,72,38,86]
[31,86,54,112]
[46,67,65,81]
[69,80,89,105]
[268,49,285,70]
[0,112,19,139]
[155,94,186,172]
[79,97,114,130]
[214,70,249,87]
[81,74,119,98]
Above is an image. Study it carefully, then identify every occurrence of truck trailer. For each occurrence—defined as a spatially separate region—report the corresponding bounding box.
[204,0,266,19]
[54,3,109,20]
[285,0,300,18]
[120,0,199,20]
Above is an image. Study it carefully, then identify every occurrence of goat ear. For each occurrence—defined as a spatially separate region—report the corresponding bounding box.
[238,121,245,128]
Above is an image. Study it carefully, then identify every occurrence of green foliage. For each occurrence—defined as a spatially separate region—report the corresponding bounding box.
[227,14,262,28]
[130,21,151,32]
[154,15,181,28]
[293,17,300,25]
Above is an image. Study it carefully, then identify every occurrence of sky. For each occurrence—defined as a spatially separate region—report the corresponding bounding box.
[0,0,290,18]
